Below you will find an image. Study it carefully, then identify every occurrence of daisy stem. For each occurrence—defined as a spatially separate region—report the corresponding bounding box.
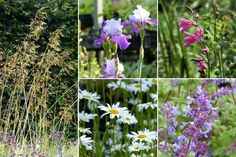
[112,120,115,157]
[100,124,110,157]
[125,124,128,157]
[138,29,145,78]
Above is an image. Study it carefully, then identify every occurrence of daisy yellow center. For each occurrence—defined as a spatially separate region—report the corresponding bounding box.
[109,109,120,115]
[125,117,131,121]
[152,79,157,84]
[83,95,91,99]
[135,84,141,88]
[138,133,147,139]
[134,147,140,151]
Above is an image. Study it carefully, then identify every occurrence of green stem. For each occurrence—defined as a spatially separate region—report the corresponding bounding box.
[115,53,119,78]
[184,136,192,157]
[100,125,110,157]
[138,29,145,78]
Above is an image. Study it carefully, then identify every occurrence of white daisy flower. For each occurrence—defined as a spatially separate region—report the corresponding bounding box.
[79,111,97,122]
[98,102,128,119]
[141,79,153,87]
[131,154,143,157]
[117,113,138,125]
[127,82,149,94]
[128,142,145,152]
[110,144,124,152]
[107,80,126,90]
[87,101,98,111]
[150,93,157,102]
[127,129,157,143]
[143,119,156,127]
[128,98,141,105]
[107,81,119,90]
[79,127,91,134]
[137,102,157,111]
[80,135,94,150]
[79,89,100,103]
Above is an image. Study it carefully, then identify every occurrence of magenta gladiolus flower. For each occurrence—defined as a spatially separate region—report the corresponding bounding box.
[101,58,124,78]
[178,18,193,32]
[95,18,131,50]
[184,27,204,47]
[128,5,157,35]
[191,58,207,71]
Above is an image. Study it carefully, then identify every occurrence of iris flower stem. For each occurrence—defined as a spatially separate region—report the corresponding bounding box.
[138,29,145,78]
[115,53,119,78]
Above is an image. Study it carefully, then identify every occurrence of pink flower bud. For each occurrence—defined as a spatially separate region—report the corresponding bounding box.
[202,47,209,54]
[195,13,199,19]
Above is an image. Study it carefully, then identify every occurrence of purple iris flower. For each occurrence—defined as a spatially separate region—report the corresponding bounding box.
[95,18,131,50]
[101,58,125,78]
[128,5,157,35]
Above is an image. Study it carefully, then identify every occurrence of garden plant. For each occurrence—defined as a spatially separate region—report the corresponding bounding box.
[0,1,78,156]
[79,0,157,78]
[79,79,157,157]
[159,0,236,78]
[159,79,236,156]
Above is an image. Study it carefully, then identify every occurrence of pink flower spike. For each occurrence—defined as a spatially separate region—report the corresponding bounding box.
[184,34,197,47]
[178,18,193,32]
[202,47,209,54]
[194,26,204,42]
[191,58,207,71]
[184,27,204,47]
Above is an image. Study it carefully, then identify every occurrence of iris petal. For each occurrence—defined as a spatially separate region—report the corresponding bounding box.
[111,34,131,50]
[94,33,107,45]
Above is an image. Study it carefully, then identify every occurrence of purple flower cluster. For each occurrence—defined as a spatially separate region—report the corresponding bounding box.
[211,87,232,100]
[0,130,70,156]
[159,80,234,157]
[170,79,181,87]
[31,151,46,157]
[173,86,217,156]
[0,130,17,156]
[228,140,236,153]
[233,80,236,94]
[161,102,180,135]
[50,131,64,140]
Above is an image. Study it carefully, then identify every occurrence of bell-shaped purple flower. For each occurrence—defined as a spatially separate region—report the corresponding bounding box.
[101,58,124,78]
[95,18,131,50]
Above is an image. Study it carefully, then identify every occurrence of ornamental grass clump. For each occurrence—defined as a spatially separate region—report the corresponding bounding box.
[0,8,77,156]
